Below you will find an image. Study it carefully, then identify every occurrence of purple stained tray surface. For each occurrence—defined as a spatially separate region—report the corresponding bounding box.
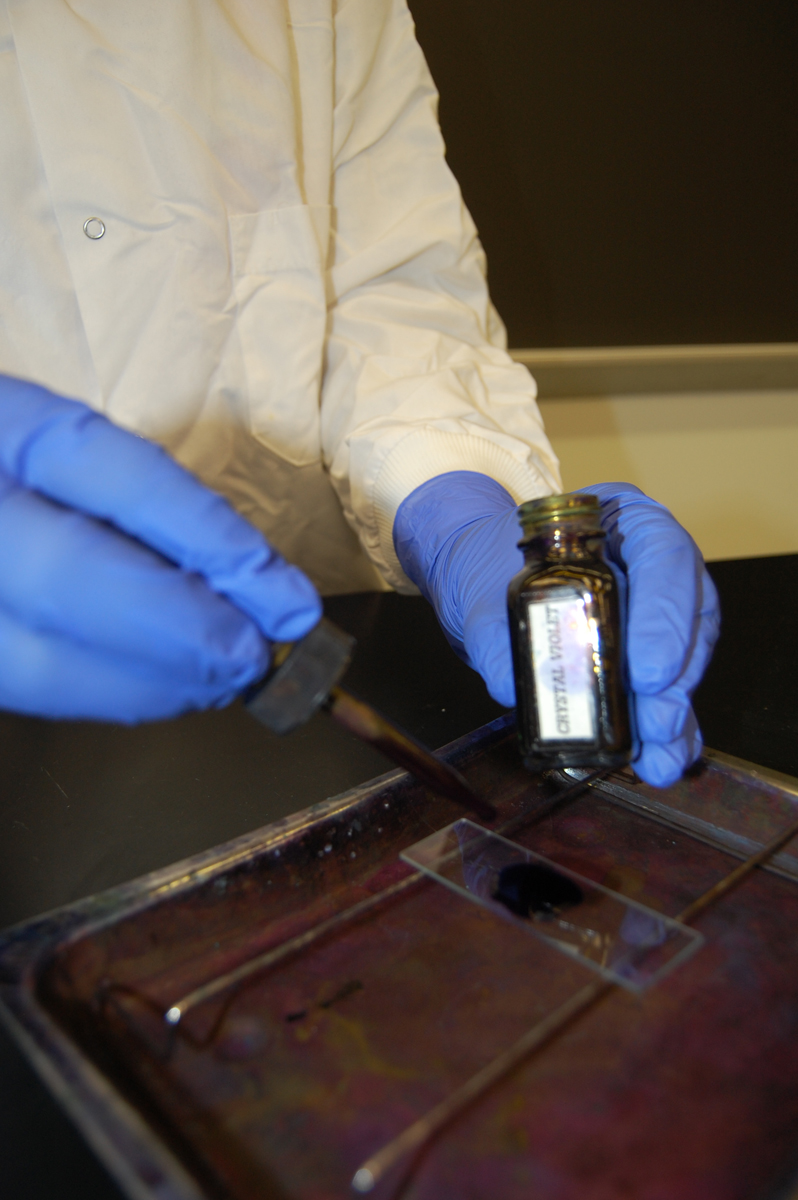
[1,716,798,1200]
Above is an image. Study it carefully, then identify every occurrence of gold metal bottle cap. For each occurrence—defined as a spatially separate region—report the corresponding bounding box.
[518,492,601,537]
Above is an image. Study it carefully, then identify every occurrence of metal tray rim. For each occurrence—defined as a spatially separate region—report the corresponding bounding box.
[0,715,513,968]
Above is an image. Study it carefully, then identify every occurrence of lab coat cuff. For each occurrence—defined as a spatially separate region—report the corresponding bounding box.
[371,430,555,592]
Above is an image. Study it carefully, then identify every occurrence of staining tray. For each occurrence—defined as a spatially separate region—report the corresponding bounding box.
[2,715,798,1199]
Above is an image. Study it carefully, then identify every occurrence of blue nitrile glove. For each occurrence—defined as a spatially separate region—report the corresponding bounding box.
[0,376,321,722]
[393,471,720,788]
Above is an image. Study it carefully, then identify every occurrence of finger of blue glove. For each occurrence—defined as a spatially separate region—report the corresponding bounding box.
[633,707,703,788]
[584,483,720,696]
[461,607,516,708]
[394,470,522,650]
[634,594,719,745]
[581,482,719,787]
[0,472,270,688]
[635,689,691,743]
[0,376,321,642]
[631,594,717,785]
[0,605,245,722]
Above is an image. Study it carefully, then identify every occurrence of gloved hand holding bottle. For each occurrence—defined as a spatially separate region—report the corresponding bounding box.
[394,471,720,788]
[0,376,321,723]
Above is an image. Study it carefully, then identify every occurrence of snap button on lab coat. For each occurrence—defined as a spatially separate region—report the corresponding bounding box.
[83,217,106,240]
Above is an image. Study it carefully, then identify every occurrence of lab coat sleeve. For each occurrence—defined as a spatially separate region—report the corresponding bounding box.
[322,0,562,592]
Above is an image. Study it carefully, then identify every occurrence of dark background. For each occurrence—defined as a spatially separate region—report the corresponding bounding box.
[408,0,798,347]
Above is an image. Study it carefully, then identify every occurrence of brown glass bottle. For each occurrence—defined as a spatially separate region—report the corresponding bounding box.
[507,493,633,772]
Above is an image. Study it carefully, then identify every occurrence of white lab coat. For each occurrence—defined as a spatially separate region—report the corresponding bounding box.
[0,0,561,594]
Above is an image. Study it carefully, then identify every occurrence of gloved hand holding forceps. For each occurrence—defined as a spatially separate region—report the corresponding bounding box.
[0,375,321,723]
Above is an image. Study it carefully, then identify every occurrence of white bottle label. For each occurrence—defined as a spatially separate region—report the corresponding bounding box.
[528,596,597,742]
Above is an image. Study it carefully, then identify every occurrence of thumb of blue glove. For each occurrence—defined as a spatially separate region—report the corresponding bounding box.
[394,472,720,788]
[0,376,322,722]
[394,472,524,707]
